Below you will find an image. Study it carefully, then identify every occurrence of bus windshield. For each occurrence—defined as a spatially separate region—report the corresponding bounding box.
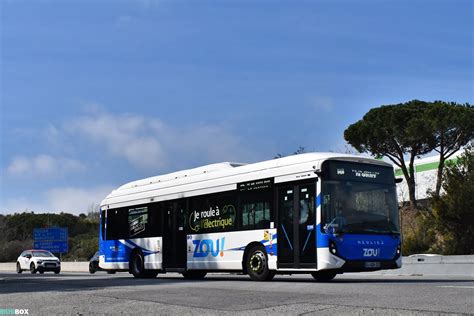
[320,160,400,235]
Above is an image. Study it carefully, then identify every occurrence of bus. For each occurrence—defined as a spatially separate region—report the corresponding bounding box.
[99,152,401,281]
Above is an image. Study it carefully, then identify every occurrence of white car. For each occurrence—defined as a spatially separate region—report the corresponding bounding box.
[16,250,61,274]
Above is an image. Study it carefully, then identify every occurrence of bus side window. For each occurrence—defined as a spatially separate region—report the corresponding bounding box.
[239,190,272,230]
[106,208,128,240]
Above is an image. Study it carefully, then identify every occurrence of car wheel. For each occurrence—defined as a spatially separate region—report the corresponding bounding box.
[39,269,44,274]
[182,271,207,280]
[246,244,275,281]
[89,263,96,274]
[16,262,22,274]
[30,263,37,274]
[311,271,337,282]
[54,269,60,274]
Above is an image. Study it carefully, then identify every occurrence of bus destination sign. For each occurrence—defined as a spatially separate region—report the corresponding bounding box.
[238,178,273,192]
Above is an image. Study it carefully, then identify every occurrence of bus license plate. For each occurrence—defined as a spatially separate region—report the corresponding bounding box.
[364,262,380,268]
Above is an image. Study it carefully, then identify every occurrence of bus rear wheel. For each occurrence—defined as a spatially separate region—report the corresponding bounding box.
[130,250,157,279]
[246,244,275,281]
[311,271,337,282]
[182,271,207,280]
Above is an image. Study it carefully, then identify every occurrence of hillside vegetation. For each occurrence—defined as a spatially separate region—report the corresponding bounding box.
[0,212,99,262]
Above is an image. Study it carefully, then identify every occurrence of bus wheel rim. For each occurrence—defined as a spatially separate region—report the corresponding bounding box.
[250,251,265,274]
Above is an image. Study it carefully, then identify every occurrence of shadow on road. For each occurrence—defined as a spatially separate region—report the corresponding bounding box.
[1,272,472,295]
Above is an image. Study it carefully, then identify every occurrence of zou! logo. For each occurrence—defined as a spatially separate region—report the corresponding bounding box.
[192,238,225,258]
[363,248,380,257]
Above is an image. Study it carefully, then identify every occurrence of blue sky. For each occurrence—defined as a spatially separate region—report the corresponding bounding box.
[1,0,472,214]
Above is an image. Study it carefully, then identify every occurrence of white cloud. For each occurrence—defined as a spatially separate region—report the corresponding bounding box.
[45,186,115,215]
[68,112,166,170]
[0,197,48,215]
[67,110,257,171]
[1,185,115,215]
[7,155,85,177]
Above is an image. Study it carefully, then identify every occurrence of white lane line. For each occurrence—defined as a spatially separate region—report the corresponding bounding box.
[437,286,474,289]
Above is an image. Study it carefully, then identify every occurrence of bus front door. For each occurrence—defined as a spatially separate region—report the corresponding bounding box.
[162,200,187,270]
[277,183,317,269]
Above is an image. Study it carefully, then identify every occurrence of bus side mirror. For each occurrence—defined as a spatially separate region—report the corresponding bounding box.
[395,178,403,183]
[313,167,322,177]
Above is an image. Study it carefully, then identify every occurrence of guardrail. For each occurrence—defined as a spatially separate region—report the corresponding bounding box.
[1,255,473,276]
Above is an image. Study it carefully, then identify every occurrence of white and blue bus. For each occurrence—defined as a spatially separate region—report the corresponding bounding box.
[99,153,401,281]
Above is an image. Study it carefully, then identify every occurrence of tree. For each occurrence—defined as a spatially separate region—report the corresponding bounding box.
[344,100,435,209]
[430,145,474,254]
[425,101,474,197]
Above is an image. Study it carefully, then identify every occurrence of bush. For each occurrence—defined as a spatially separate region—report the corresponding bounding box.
[401,207,435,255]
[429,146,474,254]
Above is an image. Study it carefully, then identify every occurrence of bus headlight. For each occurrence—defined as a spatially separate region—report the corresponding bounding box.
[394,244,401,259]
[329,240,337,255]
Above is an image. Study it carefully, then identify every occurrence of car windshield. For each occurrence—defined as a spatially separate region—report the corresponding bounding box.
[321,180,400,235]
[32,251,55,257]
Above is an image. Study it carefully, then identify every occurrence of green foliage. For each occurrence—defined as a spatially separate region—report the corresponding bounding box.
[401,208,435,255]
[344,100,473,208]
[425,101,474,197]
[0,212,99,262]
[344,100,435,208]
[429,146,474,254]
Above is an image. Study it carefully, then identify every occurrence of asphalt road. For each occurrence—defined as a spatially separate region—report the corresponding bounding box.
[0,272,473,315]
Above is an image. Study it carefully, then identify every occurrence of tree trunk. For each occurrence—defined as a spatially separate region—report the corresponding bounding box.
[407,176,417,209]
[435,157,445,198]
[408,155,418,210]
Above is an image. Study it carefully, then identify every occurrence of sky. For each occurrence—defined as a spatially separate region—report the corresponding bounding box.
[0,0,472,215]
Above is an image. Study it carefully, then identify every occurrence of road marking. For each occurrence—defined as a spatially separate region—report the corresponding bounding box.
[437,286,474,289]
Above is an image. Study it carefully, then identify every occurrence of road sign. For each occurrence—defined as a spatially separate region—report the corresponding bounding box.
[33,228,69,253]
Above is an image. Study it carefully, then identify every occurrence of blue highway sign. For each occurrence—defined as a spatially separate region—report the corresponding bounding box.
[33,228,69,253]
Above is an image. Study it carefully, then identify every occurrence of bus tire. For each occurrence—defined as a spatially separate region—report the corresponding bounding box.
[246,244,275,281]
[311,271,337,282]
[182,271,207,280]
[130,250,157,278]
[130,250,146,278]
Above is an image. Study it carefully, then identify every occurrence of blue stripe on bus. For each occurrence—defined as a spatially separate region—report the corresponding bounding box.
[316,193,321,208]
[302,230,312,252]
[125,239,157,256]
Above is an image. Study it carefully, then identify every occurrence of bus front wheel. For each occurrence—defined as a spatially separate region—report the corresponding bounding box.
[246,244,275,281]
[311,271,337,282]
